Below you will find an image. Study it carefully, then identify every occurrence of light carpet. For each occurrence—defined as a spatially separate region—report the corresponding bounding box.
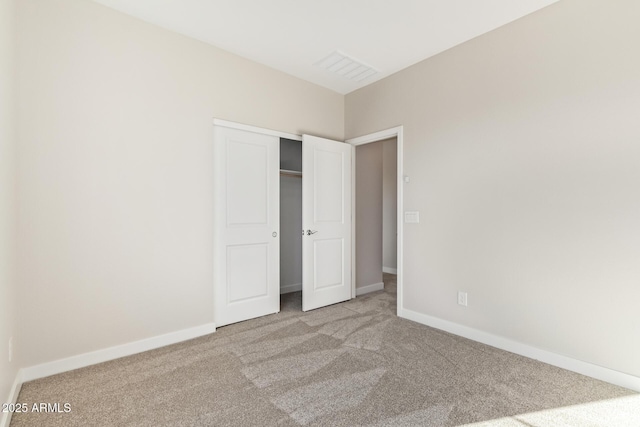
[11,274,638,426]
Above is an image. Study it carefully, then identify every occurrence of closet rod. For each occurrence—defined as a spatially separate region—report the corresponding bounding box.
[280,169,302,178]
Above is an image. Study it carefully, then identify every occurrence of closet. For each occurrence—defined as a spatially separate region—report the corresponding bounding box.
[279,138,303,295]
[213,119,353,327]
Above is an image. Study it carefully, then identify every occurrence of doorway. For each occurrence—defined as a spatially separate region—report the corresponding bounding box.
[347,126,404,316]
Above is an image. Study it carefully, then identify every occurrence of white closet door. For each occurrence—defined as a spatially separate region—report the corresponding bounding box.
[214,126,279,326]
[302,134,352,311]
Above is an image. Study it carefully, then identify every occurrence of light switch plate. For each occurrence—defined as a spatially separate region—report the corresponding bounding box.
[458,292,468,306]
[404,211,419,223]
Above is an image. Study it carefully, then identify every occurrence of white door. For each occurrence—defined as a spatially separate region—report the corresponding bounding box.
[302,134,353,311]
[213,126,280,326]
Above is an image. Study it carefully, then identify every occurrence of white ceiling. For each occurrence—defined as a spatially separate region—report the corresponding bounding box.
[91,0,559,94]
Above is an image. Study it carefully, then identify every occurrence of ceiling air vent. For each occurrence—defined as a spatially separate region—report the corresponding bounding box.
[315,51,378,82]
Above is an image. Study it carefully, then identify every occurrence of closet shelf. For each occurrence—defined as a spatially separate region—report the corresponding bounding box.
[280,169,302,178]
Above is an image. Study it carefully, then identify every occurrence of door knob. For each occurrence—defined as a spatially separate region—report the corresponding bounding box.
[272,232,277,237]
[306,230,318,235]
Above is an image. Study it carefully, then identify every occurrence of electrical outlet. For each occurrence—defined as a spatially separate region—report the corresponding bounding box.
[457,292,468,307]
[8,336,13,362]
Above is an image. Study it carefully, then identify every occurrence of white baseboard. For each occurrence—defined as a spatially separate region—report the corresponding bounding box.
[399,308,640,392]
[382,267,397,274]
[20,322,216,383]
[356,282,384,296]
[0,370,23,427]
[280,283,302,294]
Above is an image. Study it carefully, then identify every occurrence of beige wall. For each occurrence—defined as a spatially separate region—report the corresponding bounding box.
[382,138,397,270]
[16,0,343,367]
[355,142,383,289]
[0,0,19,410]
[346,0,640,377]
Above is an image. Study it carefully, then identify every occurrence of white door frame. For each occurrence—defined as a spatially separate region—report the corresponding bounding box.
[346,126,404,315]
[213,118,302,141]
